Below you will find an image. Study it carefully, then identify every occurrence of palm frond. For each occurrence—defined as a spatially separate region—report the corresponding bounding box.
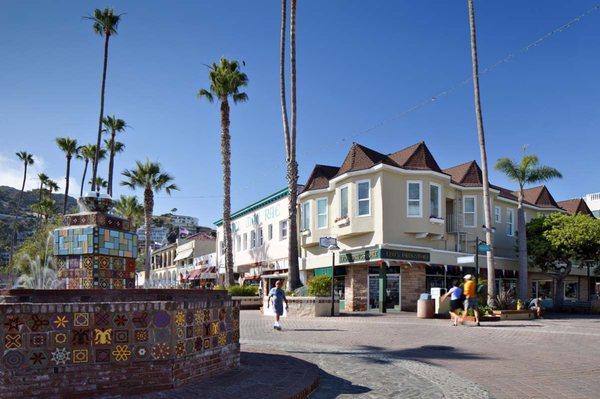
[526,166,563,184]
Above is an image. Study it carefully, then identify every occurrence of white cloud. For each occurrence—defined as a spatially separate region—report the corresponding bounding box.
[0,153,80,197]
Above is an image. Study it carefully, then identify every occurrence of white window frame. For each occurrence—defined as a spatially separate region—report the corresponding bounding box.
[268,224,273,241]
[356,180,371,217]
[407,180,423,218]
[316,197,328,229]
[494,206,501,223]
[242,233,248,250]
[258,227,264,246]
[463,195,477,228]
[429,183,442,218]
[279,220,288,240]
[250,230,256,248]
[339,184,350,218]
[506,209,515,236]
[301,201,311,230]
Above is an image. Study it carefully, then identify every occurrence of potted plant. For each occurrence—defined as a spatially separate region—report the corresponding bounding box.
[335,216,350,227]
[429,215,445,225]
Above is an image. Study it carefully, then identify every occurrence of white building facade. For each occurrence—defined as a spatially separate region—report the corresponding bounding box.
[584,192,600,218]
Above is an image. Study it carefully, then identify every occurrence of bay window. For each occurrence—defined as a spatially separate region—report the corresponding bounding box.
[430,183,441,218]
[407,181,422,217]
[301,202,311,230]
[317,198,328,228]
[357,181,370,216]
[463,196,476,227]
[340,186,349,218]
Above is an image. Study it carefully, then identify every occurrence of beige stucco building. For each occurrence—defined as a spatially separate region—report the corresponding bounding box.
[298,141,595,311]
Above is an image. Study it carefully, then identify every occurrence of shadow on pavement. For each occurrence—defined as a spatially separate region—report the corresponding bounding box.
[290,328,346,332]
[478,324,542,328]
[287,343,492,366]
[310,368,371,398]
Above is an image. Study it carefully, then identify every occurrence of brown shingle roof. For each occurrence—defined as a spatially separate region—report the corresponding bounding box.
[521,186,559,208]
[304,165,340,191]
[335,143,392,177]
[557,198,594,216]
[443,160,483,186]
[388,142,443,172]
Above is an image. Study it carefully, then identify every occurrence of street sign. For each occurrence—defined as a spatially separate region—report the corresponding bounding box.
[319,236,337,248]
[477,243,491,253]
[457,255,475,264]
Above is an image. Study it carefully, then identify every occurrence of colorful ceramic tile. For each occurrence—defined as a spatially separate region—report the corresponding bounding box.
[72,349,89,364]
[50,348,70,365]
[111,345,131,362]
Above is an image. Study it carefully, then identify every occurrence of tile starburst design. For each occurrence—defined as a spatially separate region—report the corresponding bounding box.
[51,348,70,365]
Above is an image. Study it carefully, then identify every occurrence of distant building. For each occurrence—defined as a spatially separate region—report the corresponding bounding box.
[136,225,169,247]
[158,214,199,229]
[584,193,600,218]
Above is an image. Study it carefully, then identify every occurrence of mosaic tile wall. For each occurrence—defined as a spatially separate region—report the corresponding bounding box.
[0,294,240,398]
[53,227,137,258]
[57,256,136,289]
[98,228,137,258]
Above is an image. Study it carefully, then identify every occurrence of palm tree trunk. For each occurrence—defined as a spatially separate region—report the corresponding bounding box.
[287,0,301,290]
[220,96,235,287]
[9,162,28,264]
[63,156,71,214]
[80,160,89,198]
[144,186,153,287]
[107,130,116,196]
[517,189,528,301]
[38,181,43,203]
[467,0,495,306]
[92,32,111,192]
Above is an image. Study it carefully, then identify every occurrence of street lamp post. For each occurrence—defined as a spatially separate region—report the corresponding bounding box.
[328,243,340,316]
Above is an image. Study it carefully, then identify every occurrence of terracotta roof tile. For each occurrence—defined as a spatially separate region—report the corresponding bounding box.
[443,160,483,186]
[557,198,594,216]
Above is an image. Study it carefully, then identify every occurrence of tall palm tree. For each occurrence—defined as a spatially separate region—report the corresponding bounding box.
[198,58,248,287]
[113,195,144,228]
[10,152,34,262]
[90,176,108,190]
[102,116,127,196]
[45,179,60,196]
[85,8,122,191]
[121,160,178,285]
[77,144,107,197]
[31,197,56,222]
[467,0,495,305]
[279,0,301,290]
[37,173,50,203]
[495,153,562,301]
[56,137,79,214]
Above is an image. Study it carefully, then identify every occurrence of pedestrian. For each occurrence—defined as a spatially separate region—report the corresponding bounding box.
[529,294,545,319]
[441,280,463,326]
[460,274,480,326]
[267,280,288,330]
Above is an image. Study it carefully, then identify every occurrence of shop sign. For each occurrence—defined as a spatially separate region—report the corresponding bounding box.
[379,248,430,262]
[339,249,379,264]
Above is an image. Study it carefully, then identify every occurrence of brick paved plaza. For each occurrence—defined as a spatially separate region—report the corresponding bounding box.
[241,311,600,399]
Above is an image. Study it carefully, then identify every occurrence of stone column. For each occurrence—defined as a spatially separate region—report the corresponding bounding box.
[400,263,427,311]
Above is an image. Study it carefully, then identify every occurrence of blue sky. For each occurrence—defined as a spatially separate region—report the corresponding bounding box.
[1,1,599,226]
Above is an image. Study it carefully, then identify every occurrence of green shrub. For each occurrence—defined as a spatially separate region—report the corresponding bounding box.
[307,275,331,297]
[227,285,259,297]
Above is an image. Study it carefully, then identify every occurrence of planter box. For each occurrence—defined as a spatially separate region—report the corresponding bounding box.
[429,217,445,225]
[450,312,500,322]
[335,217,350,227]
[232,296,262,310]
[493,309,535,320]
[263,296,339,317]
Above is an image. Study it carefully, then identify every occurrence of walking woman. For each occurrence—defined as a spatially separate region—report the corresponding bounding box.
[442,280,464,326]
[267,280,288,330]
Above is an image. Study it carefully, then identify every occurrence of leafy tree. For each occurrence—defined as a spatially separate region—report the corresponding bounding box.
[102,116,127,196]
[527,213,600,309]
[85,7,122,191]
[37,173,49,202]
[113,195,144,228]
[495,153,562,300]
[13,217,61,273]
[56,137,79,214]
[279,0,301,290]
[467,0,495,305]
[31,197,56,222]
[198,58,248,287]
[10,152,34,262]
[77,144,107,197]
[122,160,178,286]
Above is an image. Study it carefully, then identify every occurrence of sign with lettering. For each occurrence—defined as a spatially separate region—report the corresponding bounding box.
[319,236,338,249]
[379,248,430,262]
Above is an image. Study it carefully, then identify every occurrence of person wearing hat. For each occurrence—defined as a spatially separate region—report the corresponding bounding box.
[461,274,480,326]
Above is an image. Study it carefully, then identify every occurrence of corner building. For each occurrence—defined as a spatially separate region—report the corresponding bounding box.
[299,141,591,312]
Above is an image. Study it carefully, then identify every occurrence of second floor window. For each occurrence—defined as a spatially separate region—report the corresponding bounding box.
[258,228,263,246]
[506,209,514,236]
[317,198,328,228]
[280,220,288,240]
[430,183,440,218]
[357,181,370,216]
[301,202,311,230]
[236,235,241,252]
[268,224,273,240]
[463,196,476,227]
[407,181,422,217]
[250,230,256,248]
[494,206,501,223]
[340,186,349,218]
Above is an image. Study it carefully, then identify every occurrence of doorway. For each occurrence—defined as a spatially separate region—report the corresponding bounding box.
[368,274,401,312]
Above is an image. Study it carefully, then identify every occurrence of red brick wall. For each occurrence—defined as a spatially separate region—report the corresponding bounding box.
[345,265,368,311]
[401,264,426,311]
[0,289,240,398]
